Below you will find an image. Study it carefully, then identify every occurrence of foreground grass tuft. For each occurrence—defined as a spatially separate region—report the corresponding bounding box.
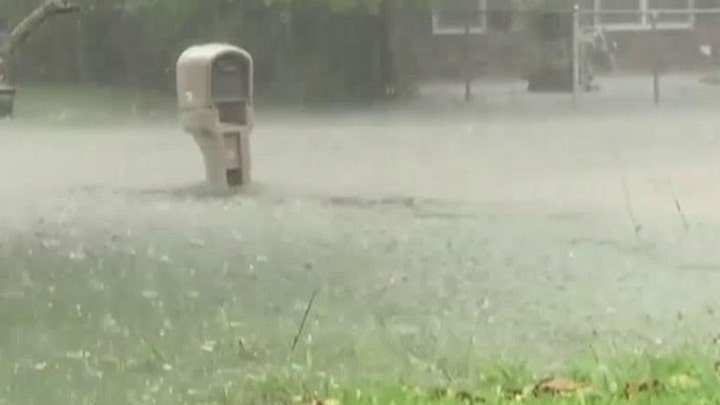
[230,349,720,405]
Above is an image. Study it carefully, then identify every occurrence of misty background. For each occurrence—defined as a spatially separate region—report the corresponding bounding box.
[3,1,720,404]
[3,0,720,106]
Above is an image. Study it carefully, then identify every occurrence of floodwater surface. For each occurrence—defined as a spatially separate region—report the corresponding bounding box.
[2,78,720,404]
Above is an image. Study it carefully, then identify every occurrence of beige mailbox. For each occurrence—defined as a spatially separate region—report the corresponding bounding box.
[177,43,254,188]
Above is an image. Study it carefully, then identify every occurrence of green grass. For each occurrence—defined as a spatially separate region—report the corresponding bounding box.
[225,350,720,404]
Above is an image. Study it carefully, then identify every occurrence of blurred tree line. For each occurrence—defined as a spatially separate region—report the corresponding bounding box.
[0,0,570,104]
[0,0,409,104]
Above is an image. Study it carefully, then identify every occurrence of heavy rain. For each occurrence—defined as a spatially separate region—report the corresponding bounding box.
[2,0,720,404]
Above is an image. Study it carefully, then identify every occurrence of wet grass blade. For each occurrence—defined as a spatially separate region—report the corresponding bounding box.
[289,289,320,359]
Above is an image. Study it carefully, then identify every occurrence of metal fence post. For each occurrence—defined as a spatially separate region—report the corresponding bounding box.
[464,14,473,103]
[572,3,581,109]
[650,11,660,106]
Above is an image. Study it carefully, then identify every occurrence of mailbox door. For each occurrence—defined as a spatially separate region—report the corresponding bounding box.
[212,52,252,125]
[211,53,251,101]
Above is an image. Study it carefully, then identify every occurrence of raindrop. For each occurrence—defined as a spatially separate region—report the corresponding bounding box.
[142,290,159,299]
[201,341,217,353]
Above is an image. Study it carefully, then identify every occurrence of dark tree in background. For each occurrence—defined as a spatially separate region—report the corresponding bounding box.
[0,0,80,83]
[1,0,411,104]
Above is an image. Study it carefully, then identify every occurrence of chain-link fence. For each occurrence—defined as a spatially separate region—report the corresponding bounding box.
[5,0,720,108]
[403,1,720,109]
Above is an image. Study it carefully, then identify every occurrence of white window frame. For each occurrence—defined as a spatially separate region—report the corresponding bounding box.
[593,0,695,32]
[432,0,488,35]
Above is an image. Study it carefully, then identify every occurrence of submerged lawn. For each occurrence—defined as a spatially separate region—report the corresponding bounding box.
[5,84,720,404]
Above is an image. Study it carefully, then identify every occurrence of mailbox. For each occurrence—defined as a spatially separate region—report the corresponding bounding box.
[0,57,15,118]
[177,43,254,188]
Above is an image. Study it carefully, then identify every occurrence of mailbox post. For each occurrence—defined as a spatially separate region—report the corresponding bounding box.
[177,43,254,189]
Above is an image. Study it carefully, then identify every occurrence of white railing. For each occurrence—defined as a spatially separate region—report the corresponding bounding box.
[579,7,720,31]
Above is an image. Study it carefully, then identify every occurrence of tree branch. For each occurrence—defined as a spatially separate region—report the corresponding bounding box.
[0,0,81,57]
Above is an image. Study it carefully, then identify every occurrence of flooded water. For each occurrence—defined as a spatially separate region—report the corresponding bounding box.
[2,76,720,404]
